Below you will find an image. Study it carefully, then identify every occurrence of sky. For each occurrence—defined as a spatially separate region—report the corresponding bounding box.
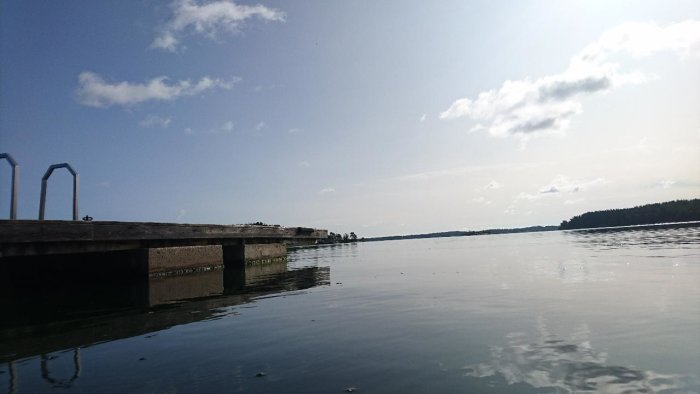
[1,0,699,237]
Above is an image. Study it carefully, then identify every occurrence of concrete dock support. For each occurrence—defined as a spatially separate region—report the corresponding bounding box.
[244,243,287,265]
[135,242,289,276]
[223,242,287,268]
[145,245,225,275]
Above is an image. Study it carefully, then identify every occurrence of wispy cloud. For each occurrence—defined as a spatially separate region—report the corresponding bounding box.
[319,187,336,194]
[139,114,172,128]
[395,166,487,182]
[298,161,310,168]
[514,192,544,201]
[482,180,502,190]
[441,20,700,140]
[255,121,267,131]
[76,72,238,107]
[152,0,286,52]
[471,196,492,205]
[513,176,606,202]
[420,113,427,122]
[394,162,552,182]
[184,120,236,135]
[221,120,234,131]
[657,179,676,189]
[538,176,606,195]
[468,124,485,134]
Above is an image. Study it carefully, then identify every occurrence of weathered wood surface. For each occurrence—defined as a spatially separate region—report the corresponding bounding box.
[0,220,325,242]
[0,220,327,257]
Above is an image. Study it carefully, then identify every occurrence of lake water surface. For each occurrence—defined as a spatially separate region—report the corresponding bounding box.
[1,224,699,393]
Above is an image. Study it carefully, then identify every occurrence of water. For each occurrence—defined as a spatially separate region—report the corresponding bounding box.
[1,224,698,393]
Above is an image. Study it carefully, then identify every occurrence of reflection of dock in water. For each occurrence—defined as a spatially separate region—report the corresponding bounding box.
[0,262,330,364]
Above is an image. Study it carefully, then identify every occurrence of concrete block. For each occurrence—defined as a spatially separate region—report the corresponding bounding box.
[147,245,224,275]
[244,243,287,265]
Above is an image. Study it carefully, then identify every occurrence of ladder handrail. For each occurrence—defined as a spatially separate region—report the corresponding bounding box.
[39,163,79,221]
[0,153,19,220]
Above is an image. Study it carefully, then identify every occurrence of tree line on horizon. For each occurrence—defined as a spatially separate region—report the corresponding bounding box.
[559,199,700,230]
[363,226,559,242]
[318,199,698,244]
[318,231,361,244]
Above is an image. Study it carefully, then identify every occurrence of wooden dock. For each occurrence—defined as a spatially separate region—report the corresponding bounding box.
[0,220,328,276]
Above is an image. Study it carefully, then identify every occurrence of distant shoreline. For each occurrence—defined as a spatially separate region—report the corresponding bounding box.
[368,199,700,242]
[561,220,700,233]
[294,199,700,247]
[362,225,558,243]
[559,199,699,230]
[353,221,700,245]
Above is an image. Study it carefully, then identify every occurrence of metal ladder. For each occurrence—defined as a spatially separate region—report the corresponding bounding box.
[1,153,79,221]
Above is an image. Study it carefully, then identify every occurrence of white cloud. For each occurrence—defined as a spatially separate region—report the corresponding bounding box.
[288,128,301,134]
[420,113,427,122]
[441,20,700,140]
[139,114,172,128]
[395,165,488,182]
[468,124,485,134]
[538,176,606,195]
[394,162,552,182]
[152,0,286,52]
[483,180,502,190]
[575,20,700,63]
[657,179,676,189]
[471,196,492,205]
[221,120,234,131]
[514,192,544,201]
[184,120,236,135]
[511,176,605,203]
[255,121,266,131]
[210,120,235,134]
[76,72,238,107]
[319,187,335,194]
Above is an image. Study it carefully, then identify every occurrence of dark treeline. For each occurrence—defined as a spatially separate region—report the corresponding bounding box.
[485,225,559,235]
[364,225,558,242]
[365,231,469,242]
[559,199,700,230]
[318,231,361,244]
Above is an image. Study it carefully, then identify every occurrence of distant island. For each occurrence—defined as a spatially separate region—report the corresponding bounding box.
[363,225,558,242]
[559,199,700,230]
[356,199,700,243]
[315,199,699,244]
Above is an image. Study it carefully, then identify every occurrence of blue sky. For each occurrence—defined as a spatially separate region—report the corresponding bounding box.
[1,0,699,236]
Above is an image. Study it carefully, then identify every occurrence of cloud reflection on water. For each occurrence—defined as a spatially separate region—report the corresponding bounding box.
[463,316,697,393]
